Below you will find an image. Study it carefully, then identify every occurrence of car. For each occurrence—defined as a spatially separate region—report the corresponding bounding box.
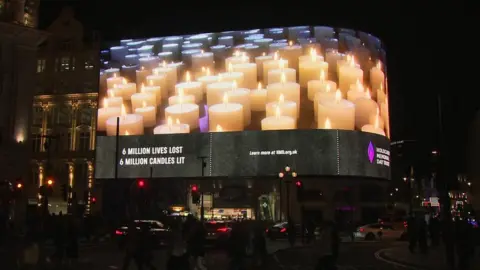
[266,222,306,240]
[115,219,172,249]
[354,223,406,241]
[204,221,232,246]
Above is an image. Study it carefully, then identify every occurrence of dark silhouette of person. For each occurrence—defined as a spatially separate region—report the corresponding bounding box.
[428,216,440,246]
[189,220,206,269]
[418,219,428,254]
[53,215,66,267]
[287,218,296,247]
[456,219,475,270]
[407,215,417,253]
[167,230,189,270]
[228,222,247,270]
[122,221,139,270]
[134,223,156,270]
[252,224,267,268]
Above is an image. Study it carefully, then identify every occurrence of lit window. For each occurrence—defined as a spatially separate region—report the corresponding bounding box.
[37,59,46,73]
[61,57,70,71]
[84,59,94,70]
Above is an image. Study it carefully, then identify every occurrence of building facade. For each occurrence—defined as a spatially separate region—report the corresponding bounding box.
[30,7,99,214]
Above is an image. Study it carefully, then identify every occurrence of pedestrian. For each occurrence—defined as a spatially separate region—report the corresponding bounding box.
[122,221,139,270]
[189,221,206,270]
[252,224,267,268]
[314,221,338,270]
[134,223,156,270]
[167,231,189,270]
[228,222,247,270]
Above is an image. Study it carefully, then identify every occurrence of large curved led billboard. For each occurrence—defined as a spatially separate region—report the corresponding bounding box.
[95,26,390,180]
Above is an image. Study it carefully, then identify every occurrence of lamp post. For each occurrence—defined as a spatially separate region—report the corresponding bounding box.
[278,165,297,221]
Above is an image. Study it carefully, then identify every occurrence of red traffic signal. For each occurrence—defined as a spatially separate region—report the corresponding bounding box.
[137,179,145,188]
[295,181,302,187]
[91,197,97,203]
[191,185,198,192]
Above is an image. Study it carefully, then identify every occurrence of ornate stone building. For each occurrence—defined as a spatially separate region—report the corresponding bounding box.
[30,7,99,214]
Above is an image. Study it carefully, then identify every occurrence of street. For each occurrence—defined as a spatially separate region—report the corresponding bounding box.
[13,239,411,270]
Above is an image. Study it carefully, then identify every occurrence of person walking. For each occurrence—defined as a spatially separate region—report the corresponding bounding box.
[252,224,267,268]
[314,221,339,270]
[167,231,189,270]
[228,222,247,270]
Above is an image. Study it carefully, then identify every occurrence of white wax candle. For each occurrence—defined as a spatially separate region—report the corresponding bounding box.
[153,118,190,134]
[192,51,214,72]
[197,74,220,93]
[152,65,177,95]
[255,54,273,81]
[266,94,297,119]
[249,83,267,111]
[261,107,296,131]
[104,94,123,108]
[232,63,258,89]
[380,101,390,136]
[105,68,120,78]
[97,101,121,132]
[168,88,196,105]
[146,73,167,98]
[361,124,385,136]
[280,43,303,70]
[131,91,156,111]
[165,103,200,130]
[208,100,244,131]
[141,82,162,105]
[136,67,150,88]
[370,62,385,92]
[353,92,378,129]
[263,57,288,84]
[377,84,386,104]
[225,53,249,67]
[317,91,355,130]
[225,89,251,126]
[106,106,144,136]
[338,57,363,94]
[307,77,337,101]
[206,81,236,106]
[325,49,343,75]
[266,77,300,114]
[347,81,369,102]
[299,61,329,88]
[175,81,203,103]
[134,104,156,127]
[314,89,336,119]
[267,68,296,85]
[369,110,385,130]
[106,75,124,89]
[115,80,137,100]
[299,51,324,64]
[218,71,244,87]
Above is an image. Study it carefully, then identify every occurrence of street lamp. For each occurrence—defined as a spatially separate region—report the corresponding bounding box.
[278,165,297,221]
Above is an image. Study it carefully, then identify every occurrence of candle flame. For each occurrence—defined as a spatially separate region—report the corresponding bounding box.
[125,130,129,136]
[201,49,204,54]
[280,72,286,84]
[154,69,159,75]
[176,119,180,124]
[326,84,331,92]
[356,79,364,92]
[186,71,191,82]
[234,51,240,57]
[320,70,325,81]
[241,54,248,62]
[167,116,173,126]
[380,83,384,92]
[141,66,145,70]
[109,90,115,97]
[257,82,262,90]
[274,51,279,60]
[232,80,238,90]
[103,98,108,108]
[223,92,229,104]
[228,63,233,72]
[149,80,154,86]
[202,66,205,73]
[335,90,342,102]
[376,107,380,116]
[310,48,317,61]
[162,61,167,68]
[141,83,145,92]
[113,84,118,89]
[178,87,184,97]
[289,40,293,46]
[113,73,117,78]
[279,94,285,103]
[262,52,266,56]
[349,55,356,67]
[121,104,127,116]
[142,101,147,108]
[376,61,382,70]
[366,89,371,99]
[218,74,222,82]
[325,118,331,129]
[122,78,127,84]
[275,106,281,117]
[216,125,223,132]
[279,59,285,69]
[206,67,211,76]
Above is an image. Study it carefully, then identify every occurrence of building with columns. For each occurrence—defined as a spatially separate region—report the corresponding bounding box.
[30,7,99,214]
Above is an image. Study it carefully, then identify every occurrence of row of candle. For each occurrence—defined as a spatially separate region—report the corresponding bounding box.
[99,45,388,136]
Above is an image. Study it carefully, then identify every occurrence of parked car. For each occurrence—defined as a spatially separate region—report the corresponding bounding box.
[115,219,172,249]
[204,221,232,246]
[266,222,306,240]
[354,223,406,241]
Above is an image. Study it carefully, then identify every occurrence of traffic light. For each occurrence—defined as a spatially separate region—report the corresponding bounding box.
[295,180,304,201]
[191,184,200,204]
[91,197,97,204]
[137,179,145,188]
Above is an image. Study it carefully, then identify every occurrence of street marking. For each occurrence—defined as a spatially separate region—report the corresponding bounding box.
[374,249,424,270]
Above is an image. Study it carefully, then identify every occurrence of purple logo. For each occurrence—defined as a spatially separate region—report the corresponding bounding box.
[368,141,375,163]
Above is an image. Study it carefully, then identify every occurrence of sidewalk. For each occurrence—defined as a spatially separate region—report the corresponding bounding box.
[377,243,480,270]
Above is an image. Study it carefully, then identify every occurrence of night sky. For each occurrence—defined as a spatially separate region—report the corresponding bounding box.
[38,1,474,173]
